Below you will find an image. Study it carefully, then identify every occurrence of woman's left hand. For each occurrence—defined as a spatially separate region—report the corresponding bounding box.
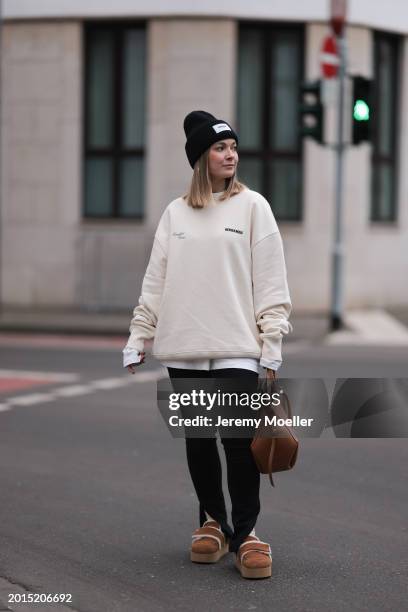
[266,368,276,380]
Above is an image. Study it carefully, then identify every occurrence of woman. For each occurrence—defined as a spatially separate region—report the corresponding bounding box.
[123,110,292,579]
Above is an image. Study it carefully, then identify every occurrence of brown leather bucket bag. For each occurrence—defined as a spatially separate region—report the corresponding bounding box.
[251,377,299,487]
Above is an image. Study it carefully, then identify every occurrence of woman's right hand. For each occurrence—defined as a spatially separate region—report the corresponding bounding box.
[126,352,146,374]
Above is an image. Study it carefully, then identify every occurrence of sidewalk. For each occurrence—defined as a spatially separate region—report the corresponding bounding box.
[0,307,328,343]
[0,306,407,346]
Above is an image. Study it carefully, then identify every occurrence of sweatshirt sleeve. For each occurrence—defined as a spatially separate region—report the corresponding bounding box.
[251,198,293,365]
[124,210,169,353]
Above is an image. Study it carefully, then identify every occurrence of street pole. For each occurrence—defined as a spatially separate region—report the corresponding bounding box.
[330,32,347,331]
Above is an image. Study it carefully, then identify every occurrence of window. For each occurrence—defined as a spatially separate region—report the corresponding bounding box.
[371,32,401,222]
[84,23,146,218]
[237,24,303,221]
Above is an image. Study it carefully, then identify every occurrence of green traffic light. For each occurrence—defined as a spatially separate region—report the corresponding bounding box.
[354,99,370,121]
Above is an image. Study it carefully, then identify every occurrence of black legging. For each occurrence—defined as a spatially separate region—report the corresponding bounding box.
[167,367,260,553]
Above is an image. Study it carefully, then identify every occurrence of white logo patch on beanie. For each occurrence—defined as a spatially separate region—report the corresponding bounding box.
[212,123,232,134]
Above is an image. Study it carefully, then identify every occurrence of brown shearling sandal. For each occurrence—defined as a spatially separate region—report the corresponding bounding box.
[235,535,272,579]
[191,520,229,563]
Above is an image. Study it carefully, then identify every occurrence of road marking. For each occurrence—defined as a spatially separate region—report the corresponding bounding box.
[0,332,128,350]
[7,392,57,406]
[0,369,78,382]
[0,378,55,393]
[0,368,167,413]
[53,384,97,397]
[0,369,80,397]
[89,377,134,389]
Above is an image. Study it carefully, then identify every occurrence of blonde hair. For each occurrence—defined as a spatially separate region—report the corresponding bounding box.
[183,148,247,209]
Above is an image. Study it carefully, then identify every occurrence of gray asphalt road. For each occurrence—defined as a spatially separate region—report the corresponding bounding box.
[0,339,407,612]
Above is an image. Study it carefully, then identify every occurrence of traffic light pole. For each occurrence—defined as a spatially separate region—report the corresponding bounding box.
[330,33,347,331]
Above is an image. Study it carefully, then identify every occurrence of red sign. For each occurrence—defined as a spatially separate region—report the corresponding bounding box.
[320,35,339,78]
[330,0,347,36]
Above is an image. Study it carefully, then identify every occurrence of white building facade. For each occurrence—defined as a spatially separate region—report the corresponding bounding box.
[1,1,407,312]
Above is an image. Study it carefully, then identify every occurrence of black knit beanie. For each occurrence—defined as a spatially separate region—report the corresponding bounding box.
[183,110,239,169]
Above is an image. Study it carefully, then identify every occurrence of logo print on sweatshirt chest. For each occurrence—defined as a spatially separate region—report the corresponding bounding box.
[172,228,244,240]
[225,227,244,235]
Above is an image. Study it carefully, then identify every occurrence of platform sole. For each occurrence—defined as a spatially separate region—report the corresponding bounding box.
[191,542,229,563]
[235,556,272,579]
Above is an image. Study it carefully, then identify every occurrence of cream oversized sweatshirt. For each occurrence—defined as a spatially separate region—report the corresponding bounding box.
[125,187,293,364]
